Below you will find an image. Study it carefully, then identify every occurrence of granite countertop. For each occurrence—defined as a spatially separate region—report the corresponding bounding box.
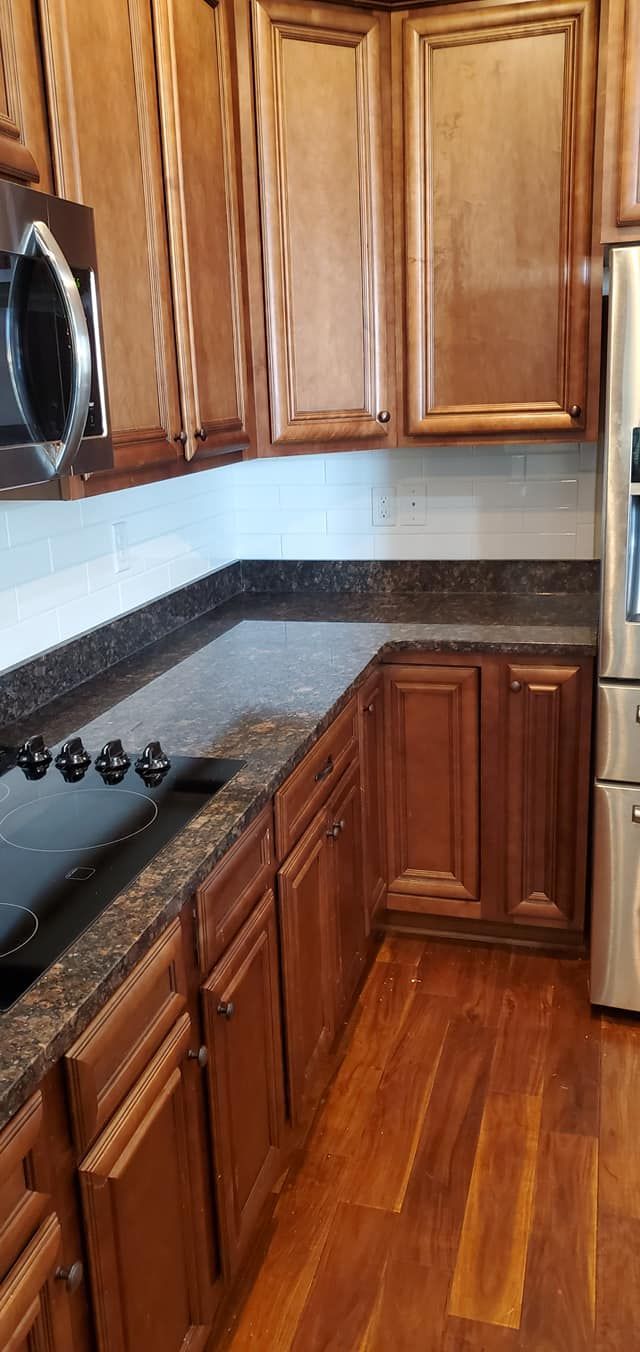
[0,589,598,1131]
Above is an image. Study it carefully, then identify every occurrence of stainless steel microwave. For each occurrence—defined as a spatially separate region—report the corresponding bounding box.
[0,180,112,492]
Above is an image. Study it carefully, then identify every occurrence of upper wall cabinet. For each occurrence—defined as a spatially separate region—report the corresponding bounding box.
[599,0,640,241]
[39,0,184,482]
[152,0,254,459]
[0,0,52,189]
[251,0,396,448]
[399,0,599,439]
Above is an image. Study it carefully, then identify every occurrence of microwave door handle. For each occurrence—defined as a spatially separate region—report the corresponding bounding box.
[30,220,91,476]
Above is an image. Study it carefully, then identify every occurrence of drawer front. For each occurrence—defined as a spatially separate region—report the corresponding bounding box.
[0,1094,49,1284]
[597,681,640,783]
[65,919,188,1155]
[197,804,275,973]
[0,1213,67,1352]
[275,700,358,859]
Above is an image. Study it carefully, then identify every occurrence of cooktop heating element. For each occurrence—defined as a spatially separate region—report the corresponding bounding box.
[0,736,243,1010]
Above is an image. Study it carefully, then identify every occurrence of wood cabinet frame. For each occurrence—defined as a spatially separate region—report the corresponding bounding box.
[598,0,640,241]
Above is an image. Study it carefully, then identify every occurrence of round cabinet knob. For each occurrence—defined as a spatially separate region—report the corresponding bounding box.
[187,1045,209,1068]
[569,404,582,419]
[217,1000,235,1020]
[365,703,375,715]
[174,430,187,446]
[510,680,522,693]
[196,426,208,442]
[56,1262,84,1294]
[327,819,346,839]
[377,410,391,425]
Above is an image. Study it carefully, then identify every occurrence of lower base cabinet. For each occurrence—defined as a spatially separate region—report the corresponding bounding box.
[0,1214,73,1352]
[202,889,285,1278]
[328,760,368,1023]
[78,1013,220,1352]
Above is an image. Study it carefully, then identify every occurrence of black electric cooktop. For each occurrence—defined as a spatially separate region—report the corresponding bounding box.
[0,735,243,1010]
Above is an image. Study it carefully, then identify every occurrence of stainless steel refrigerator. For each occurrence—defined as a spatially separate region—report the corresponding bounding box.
[592,245,640,1010]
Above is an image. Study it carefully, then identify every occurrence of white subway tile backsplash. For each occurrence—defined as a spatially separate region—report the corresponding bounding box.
[0,443,602,675]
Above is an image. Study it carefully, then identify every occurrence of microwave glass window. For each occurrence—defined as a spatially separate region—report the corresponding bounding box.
[0,248,73,449]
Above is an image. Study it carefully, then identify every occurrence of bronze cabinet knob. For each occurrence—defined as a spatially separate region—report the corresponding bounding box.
[326,819,345,839]
[174,430,187,445]
[365,702,375,714]
[377,410,391,424]
[187,1045,209,1068]
[56,1262,84,1294]
[196,427,208,441]
[569,404,582,419]
[510,680,522,693]
[217,1000,235,1020]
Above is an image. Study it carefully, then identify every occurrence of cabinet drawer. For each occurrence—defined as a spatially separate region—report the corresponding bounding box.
[0,1213,65,1352]
[196,804,275,972]
[64,919,188,1155]
[0,1094,49,1283]
[275,700,358,859]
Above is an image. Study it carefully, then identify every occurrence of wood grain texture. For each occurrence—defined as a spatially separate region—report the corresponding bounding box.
[0,0,52,186]
[489,955,555,1096]
[418,941,509,1028]
[449,1092,542,1328]
[599,1015,640,1218]
[598,0,640,242]
[595,1211,640,1352]
[541,958,600,1137]
[291,1201,395,1351]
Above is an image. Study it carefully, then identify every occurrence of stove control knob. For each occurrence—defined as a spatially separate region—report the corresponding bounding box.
[95,739,131,773]
[17,735,52,776]
[135,741,171,774]
[55,737,92,775]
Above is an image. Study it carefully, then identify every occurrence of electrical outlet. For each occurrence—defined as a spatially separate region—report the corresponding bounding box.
[397,481,426,526]
[372,487,396,526]
[112,520,130,572]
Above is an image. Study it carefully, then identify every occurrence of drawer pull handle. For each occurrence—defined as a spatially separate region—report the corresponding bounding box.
[187,1045,209,1068]
[56,1262,84,1294]
[217,1000,235,1020]
[632,807,640,825]
[510,680,522,693]
[326,819,345,840]
[314,755,334,783]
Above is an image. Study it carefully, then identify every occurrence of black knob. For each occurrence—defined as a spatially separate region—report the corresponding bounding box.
[17,735,52,779]
[95,739,130,778]
[174,430,187,445]
[187,1045,209,1068]
[377,410,391,424]
[135,741,170,774]
[510,680,522,693]
[569,404,582,419]
[55,1261,83,1294]
[55,738,91,777]
[196,426,208,442]
[217,1000,235,1020]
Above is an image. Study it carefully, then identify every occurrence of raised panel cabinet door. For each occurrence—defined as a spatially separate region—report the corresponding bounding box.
[503,662,592,929]
[202,889,285,1277]
[252,0,394,445]
[78,1014,218,1352]
[0,0,52,188]
[0,1214,74,1352]
[277,813,335,1125]
[402,0,598,437]
[358,672,387,929]
[38,0,183,477]
[384,665,480,914]
[152,0,254,460]
[600,0,640,239]
[327,761,367,1022]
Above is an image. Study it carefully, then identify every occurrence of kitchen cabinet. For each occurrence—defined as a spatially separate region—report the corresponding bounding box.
[0,1214,73,1351]
[384,664,481,916]
[358,671,387,928]
[278,807,336,1126]
[202,889,285,1277]
[599,0,640,241]
[0,0,52,189]
[78,1013,220,1351]
[398,0,599,438]
[152,0,255,460]
[251,0,396,449]
[499,660,593,930]
[327,760,368,1022]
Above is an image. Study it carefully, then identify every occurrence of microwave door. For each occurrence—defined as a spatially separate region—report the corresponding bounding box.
[5,220,91,480]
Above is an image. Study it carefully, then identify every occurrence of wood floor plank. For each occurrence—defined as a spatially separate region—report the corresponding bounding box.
[519,1130,597,1351]
[291,1202,395,1351]
[599,1015,640,1218]
[347,961,420,1073]
[541,959,600,1137]
[442,1317,521,1350]
[397,1018,494,1270]
[418,942,510,1028]
[377,935,427,967]
[363,1258,450,1352]
[595,1210,640,1351]
[225,1150,347,1350]
[341,994,450,1212]
[449,1092,542,1330]
[489,956,555,1096]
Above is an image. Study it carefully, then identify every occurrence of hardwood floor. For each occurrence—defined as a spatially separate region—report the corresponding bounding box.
[219,937,639,1350]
